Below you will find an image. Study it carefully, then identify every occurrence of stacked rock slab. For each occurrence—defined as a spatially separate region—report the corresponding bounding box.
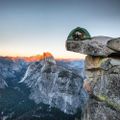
[66,36,120,120]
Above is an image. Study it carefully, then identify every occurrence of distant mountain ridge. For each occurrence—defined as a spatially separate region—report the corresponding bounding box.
[0,52,85,87]
[0,54,45,62]
[0,52,83,62]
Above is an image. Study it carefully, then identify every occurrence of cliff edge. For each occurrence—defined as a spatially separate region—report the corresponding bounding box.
[66,28,120,120]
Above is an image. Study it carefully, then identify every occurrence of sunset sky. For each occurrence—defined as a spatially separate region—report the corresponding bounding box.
[0,0,120,58]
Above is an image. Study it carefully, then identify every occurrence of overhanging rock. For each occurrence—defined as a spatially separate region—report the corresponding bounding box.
[66,27,120,120]
[66,36,120,57]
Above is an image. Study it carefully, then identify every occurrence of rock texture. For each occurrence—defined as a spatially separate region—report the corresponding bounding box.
[107,37,120,52]
[20,52,88,114]
[66,36,120,57]
[0,57,28,83]
[0,76,8,89]
[66,36,120,120]
[84,56,120,120]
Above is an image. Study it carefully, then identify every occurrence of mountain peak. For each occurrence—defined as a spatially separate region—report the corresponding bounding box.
[43,52,53,58]
[19,53,87,115]
[42,52,56,65]
[24,52,54,62]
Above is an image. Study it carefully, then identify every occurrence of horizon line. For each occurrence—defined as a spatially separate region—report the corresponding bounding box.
[0,53,85,60]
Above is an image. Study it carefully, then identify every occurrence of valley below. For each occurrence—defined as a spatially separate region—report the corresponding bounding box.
[0,53,86,120]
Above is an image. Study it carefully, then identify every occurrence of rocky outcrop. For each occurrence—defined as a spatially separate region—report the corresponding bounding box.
[66,35,120,120]
[66,36,120,57]
[20,52,88,115]
[84,56,120,120]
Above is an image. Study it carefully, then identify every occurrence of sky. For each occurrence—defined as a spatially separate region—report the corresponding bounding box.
[0,0,120,59]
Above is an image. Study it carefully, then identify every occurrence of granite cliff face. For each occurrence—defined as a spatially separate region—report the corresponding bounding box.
[66,35,120,120]
[20,52,88,115]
